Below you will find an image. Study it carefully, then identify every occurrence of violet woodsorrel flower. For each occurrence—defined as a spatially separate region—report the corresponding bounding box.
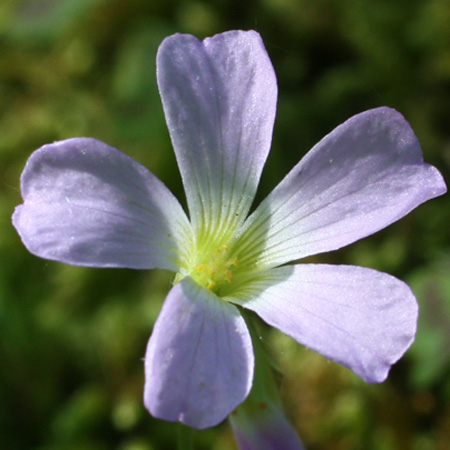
[13,30,446,430]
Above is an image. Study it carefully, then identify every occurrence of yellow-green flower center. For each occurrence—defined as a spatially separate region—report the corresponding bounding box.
[190,245,239,293]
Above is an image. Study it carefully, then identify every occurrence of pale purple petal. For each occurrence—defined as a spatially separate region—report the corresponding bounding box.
[227,264,418,383]
[13,138,193,271]
[144,277,254,429]
[230,401,304,450]
[157,30,277,241]
[235,107,447,269]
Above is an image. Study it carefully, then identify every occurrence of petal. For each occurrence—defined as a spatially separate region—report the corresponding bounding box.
[144,277,254,429]
[157,30,277,244]
[227,264,418,383]
[13,138,193,271]
[235,107,447,269]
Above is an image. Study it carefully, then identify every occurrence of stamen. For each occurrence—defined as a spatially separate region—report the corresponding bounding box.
[225,269,233,284]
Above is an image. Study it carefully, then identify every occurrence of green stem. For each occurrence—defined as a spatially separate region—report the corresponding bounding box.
[240,310,281,407]
[176,423,195,450]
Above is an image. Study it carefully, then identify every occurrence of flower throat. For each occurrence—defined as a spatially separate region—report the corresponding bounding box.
[190,245,239,293]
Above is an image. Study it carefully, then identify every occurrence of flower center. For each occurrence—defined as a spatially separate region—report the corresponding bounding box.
[190,245,239,293]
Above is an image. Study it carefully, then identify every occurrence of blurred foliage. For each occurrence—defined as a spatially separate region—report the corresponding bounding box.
[1,0,449,449]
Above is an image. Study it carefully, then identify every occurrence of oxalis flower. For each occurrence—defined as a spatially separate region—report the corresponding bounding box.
[13,30,446,431]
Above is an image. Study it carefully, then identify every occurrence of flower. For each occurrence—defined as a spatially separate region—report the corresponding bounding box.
[12,30,446,431]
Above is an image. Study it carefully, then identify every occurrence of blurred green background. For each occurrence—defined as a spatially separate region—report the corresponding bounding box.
[1,0,449,449]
